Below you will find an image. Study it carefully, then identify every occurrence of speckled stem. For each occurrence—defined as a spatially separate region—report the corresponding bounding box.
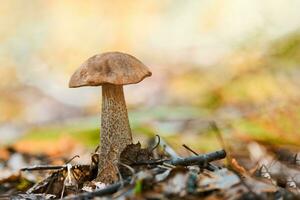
[97,84,132,183]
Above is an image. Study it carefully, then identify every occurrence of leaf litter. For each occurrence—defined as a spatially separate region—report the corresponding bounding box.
[0,135,299,200]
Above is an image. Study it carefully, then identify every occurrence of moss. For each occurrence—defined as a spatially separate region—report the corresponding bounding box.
[16,178,33,191]
[72,128,99,147]
[20,125,99,147]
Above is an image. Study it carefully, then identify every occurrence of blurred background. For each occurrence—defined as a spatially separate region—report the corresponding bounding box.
[1,0,300,155]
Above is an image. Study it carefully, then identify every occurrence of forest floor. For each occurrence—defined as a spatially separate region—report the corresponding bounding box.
[0,118,299,199]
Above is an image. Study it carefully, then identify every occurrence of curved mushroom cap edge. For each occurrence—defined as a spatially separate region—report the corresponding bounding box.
[69,52,152,88]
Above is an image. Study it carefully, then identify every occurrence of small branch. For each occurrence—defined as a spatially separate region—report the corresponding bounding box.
[20,164,90,171]
[183,144,198,156]
[210,121,232,167]
[113,163,136,198]
[63,180,129,199]
[21,165,66,171]
[150,135,161,152]
[157,165,172,170]
[65,155,80,164]
[21,154,84,171]
[118,162,135,178]
[210,122,226,149]
[168,149,226,166]
[94,145,100,153]
[182,144,220,171]
[132,149,226,167]
[131,159,168,166]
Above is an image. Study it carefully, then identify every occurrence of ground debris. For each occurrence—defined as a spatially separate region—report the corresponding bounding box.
[10,193,56,200]
[1,137,300,199]
[27,164,91,198]
[119,142,153,177]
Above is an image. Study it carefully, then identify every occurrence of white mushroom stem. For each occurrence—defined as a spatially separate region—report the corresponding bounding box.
[97,84,132,183]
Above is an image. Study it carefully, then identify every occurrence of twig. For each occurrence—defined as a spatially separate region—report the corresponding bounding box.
[157,165,172,170]
[21,154,83,171]
[20,164,90,171]
[210,122,226,149]
[118,162,136,182]
[210,121,232,167]
[132,149,226,167]
[94,145,100,153]
[21,165,66,171]
[65,155,80,164]
[131,159,168,166]
[183,144,198,156]
[168,149,226,166]
[182,144,220,171]
[114,161,124,187]
[63,180,129,199]
[163,162,176,169]
[113,163,136,198]
[150,135,161,152]
[61,184,66,200]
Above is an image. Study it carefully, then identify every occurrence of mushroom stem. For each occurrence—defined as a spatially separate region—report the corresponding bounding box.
[97,84,132,183]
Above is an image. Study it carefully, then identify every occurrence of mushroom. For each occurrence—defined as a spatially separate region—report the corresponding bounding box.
[69,52,151,183]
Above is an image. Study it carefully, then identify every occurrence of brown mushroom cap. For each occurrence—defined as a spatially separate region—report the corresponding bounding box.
[69,52,152,88]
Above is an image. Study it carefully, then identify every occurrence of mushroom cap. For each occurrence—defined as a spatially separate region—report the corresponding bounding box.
[69,52,152,88]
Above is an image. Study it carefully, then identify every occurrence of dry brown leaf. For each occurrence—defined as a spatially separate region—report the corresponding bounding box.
[231,158,247,175]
